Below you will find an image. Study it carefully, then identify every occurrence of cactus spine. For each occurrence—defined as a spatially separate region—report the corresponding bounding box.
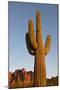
[25,11,51,86]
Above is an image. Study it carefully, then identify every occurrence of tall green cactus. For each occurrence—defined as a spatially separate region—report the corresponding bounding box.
[25,11,51,86]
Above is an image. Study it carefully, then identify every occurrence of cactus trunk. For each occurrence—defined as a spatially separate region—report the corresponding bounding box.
[34,49,46,86]
[34,12,46,86]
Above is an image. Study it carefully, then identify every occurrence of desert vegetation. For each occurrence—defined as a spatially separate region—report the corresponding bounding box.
[26,11,51,86]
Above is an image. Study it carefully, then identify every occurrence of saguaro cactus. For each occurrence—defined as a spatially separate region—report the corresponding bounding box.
[25,11,51,87]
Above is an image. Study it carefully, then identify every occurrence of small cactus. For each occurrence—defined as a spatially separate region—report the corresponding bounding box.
[26,11,51,86]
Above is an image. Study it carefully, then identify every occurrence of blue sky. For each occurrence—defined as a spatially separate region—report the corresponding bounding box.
[8,2,58,78]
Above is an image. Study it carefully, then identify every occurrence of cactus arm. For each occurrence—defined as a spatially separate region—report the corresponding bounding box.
[36,11,44,48]
[36,11,42,32]
[28,20,37,50]
[45,35,51,55]
[26,33,35,55]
